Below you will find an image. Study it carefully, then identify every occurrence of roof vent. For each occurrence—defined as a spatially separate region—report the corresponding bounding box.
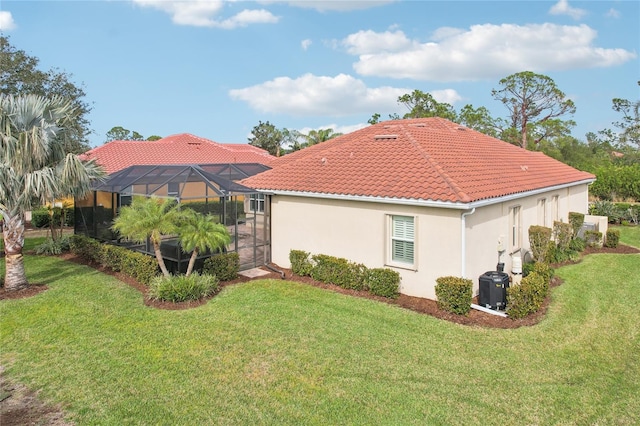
[374,134,398,140]
[457,126,467,131]
[520,165,529,171]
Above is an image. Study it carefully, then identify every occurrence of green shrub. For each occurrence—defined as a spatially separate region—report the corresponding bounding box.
[568,212,585,238]
[589,200,620,223]
[289,250,313,276]
[584,230,603,248]
[604,229,620,248]
[507,272,549,319]
[310,254,367,290]
[435,276,473,315]
[203,252,240,281]
[522,261,535,277]
[553,221,573,251]
[528,225,552,262]
[69,235,159,285]
[34,236,71,255]
[532,262,554,283]
[365,268,400,299]
[148,273,219,302]
[125,252,159,285]
[30,206,74,228]
[569,237,586,253]
[30,208,51,228]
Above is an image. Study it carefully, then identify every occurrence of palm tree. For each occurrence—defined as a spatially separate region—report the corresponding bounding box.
[303,128,342,147]
[178,209,231,276]
[111,196,182,277]
[1,94,106,291]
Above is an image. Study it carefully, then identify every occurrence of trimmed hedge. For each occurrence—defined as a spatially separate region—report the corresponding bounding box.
[584,230,603,248]
[310,254,367,290]
[435,276,472,315]
[365,268,400,299]
[69,235,160,285]
[30,206,74,228]
[506,272,549,319]
[203,252,240,281]
[604,229,620,248]
[148,273,219,302]
[288,249,400,299]
[528,225,552,262]
[289,250,313,276]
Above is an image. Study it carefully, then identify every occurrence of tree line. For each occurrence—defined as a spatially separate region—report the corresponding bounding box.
[2,35,638,200]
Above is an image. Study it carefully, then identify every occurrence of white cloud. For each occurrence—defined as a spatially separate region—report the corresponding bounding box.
[347,24,636,82]
[430,89,462,105]
[0,11,17,31]
[282,1,395,12]
[132,0,279,28]
[605,8,621,19]
[229,73,461,116]
[341,30,415,55]
[301,39,312,50]
[549,0,587,20]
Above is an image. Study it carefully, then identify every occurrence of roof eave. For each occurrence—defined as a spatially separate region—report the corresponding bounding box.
[257,178,597,210]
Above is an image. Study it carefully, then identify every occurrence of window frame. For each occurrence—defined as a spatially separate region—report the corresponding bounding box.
[387,214,417,270]
[537,197,547,226]
[510,205,522,253]
[249,193,265,213]
[551,195,559,223]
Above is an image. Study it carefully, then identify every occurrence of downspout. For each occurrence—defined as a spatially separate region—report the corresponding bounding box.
[461,208,476,278]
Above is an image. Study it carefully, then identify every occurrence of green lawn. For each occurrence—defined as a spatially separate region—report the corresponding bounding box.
[613,224,640,248]
[1,235,639,425]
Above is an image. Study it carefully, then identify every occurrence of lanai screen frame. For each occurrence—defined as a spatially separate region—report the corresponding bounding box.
[74,163,271,273]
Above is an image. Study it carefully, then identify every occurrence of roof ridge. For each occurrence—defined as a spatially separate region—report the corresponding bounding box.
[401,124,472,203]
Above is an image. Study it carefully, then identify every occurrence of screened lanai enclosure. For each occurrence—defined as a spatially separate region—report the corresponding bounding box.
[74,163,271,273]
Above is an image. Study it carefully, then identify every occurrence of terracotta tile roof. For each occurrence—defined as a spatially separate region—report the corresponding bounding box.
[241,118,595,204]
[80,133,275,174]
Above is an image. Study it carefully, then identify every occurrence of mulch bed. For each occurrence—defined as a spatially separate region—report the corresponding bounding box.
[2,243,638,329]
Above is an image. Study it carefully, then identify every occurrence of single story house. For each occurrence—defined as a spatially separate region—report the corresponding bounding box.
[242,118,596,299]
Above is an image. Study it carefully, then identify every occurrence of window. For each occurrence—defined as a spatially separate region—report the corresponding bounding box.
[390,215,415,266]
[537,198,547,226]
[167,182,179,197]
[249,193,265,212]
[510,206,521,251]
[551,195,559,222]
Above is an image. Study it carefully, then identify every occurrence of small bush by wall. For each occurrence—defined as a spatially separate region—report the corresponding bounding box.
[310,254,367,290]
[203,252,240,281]
[568,212,585,238]
[148,273,219,302]
[435,276,473,315]
[289,249,400,299]
[506,272,549,319]
[604,229,620,248]
[528,225,552,262]
[584,230,603,248]
[365,268,400,299]
[289,250,313,276]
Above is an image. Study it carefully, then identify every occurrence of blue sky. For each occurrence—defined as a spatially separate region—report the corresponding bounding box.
[1,1,638,148]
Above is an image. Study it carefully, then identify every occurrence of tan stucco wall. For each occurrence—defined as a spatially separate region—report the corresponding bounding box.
[270,196,461,299]
[465,184,591,295]
[270,183,591,300]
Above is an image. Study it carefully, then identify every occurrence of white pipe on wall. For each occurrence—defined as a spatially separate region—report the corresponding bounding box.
[461,208,476,278]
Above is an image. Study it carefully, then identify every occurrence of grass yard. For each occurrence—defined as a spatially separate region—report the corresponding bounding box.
[1,234,639,425]
[613,224,640,248]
